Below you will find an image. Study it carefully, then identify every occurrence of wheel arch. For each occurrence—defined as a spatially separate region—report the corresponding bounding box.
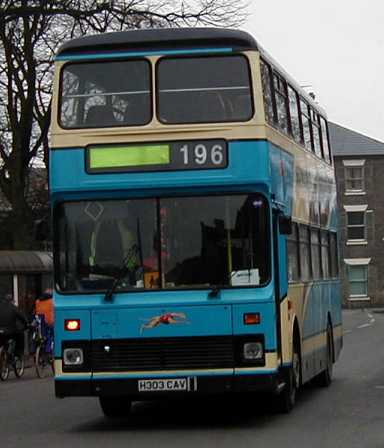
[292,316,302,384]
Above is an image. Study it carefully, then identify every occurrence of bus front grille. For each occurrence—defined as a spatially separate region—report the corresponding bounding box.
[91,336,234,371]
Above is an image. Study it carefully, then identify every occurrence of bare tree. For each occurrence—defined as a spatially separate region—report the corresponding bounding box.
[0,0,248,249]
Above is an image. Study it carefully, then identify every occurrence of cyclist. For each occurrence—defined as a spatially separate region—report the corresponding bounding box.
[0,294,28,357]
[34,288,54,327]
[34,288,54,353]
[33,289,54,377]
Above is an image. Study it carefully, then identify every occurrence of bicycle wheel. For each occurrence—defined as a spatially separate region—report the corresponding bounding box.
[0,348,9,381]
[50,354,55,375]
[35,345,49,378]
[13,354,25,378]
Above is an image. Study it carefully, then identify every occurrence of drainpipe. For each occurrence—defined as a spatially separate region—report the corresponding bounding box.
[13,274,19,306]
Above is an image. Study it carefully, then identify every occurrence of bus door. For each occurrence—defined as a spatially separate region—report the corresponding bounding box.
[272,210,291,359]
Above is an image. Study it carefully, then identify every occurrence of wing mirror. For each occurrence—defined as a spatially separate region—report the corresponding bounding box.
[279,215,292,235]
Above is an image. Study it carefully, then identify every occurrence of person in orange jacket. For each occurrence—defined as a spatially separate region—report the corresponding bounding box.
[35,288,54,327]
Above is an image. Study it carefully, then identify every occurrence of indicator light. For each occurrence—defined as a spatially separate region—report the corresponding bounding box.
[64,319,81,331]
[243,313,261,325]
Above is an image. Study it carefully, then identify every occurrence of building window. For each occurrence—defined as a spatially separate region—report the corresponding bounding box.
[345,166,364,191]
[345,206,367,242]
[346,264,368,298]
[348,265,368,296]
[343,160,365,193]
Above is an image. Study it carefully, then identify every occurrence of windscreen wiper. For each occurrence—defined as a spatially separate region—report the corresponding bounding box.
[209,272,235,298]
[208,269,252,298]
[104,244,139,302]
[208,285,221,298]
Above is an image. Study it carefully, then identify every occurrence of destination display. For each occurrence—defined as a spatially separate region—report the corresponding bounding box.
[86,139,228,173]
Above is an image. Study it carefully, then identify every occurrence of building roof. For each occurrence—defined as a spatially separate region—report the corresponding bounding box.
[57,28,258,56]
[329,122,384,156]
[0,251,52,274]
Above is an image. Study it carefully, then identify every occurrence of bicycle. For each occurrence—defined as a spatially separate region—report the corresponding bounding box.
[31,315,54,378]
[0,331,25,381]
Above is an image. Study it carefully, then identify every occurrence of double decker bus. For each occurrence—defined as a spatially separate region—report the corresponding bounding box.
[51,28,342,417]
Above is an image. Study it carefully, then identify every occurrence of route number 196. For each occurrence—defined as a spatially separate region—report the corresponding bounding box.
[175,140,227,169]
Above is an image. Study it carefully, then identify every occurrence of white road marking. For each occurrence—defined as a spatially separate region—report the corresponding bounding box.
[375,386,384,390]
[343,309,376,335]
[357,323,371,329]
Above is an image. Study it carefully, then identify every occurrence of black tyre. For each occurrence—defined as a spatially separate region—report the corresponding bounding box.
[35,345,50,378]
[275,342,301,413]
[14,355,25,378]
[99,396,132,419]
[315,323,334,387]
[0,348,9,381]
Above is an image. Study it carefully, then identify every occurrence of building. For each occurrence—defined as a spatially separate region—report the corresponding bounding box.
[329,122,384,307]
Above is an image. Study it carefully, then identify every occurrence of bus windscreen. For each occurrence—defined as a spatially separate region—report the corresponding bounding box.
[56,194,269,293]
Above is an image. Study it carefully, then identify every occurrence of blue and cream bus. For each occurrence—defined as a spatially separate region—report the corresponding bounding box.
[51,28,342,417]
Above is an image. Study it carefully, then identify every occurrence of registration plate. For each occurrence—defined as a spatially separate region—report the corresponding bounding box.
[138,378,191,392]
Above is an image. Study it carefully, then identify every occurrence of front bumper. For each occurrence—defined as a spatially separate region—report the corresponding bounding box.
[55,372,281,399]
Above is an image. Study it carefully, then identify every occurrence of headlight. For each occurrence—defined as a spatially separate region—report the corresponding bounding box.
[63,348,84,366]
[243,342,263,361]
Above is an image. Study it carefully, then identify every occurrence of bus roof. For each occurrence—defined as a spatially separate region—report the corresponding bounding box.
[56,27,258,56]
[56,27,325,115]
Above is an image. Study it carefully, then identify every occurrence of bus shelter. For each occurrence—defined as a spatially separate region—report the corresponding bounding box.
[0,251,52,319]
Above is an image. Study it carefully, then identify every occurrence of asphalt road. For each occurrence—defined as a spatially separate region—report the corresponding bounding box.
[1,309,384,448]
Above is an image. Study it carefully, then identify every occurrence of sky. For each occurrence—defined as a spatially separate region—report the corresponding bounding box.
[242,0,384,142]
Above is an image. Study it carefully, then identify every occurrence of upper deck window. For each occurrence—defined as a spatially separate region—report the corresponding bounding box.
[311,109,322,159]
[300,100,312,152]
[157,55,253,124]
[59,60,151,128]
[273,73,289,134]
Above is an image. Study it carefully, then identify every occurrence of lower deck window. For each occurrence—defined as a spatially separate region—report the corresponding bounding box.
[288,224,338,283]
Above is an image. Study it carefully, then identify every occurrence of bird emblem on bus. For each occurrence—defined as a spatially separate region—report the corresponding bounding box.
[140,312,188,334]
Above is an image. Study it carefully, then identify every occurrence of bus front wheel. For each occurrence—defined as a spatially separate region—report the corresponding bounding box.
[99,396,132,419]
[275,343,301,413]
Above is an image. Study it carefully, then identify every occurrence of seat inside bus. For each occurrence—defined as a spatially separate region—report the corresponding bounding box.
[85,105,117,127]
[123,95,150,125]
[93,220,124,269]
